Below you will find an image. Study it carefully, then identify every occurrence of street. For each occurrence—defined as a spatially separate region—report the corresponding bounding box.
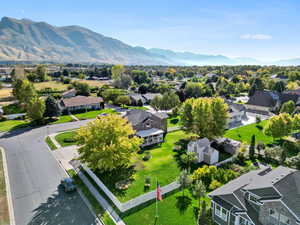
[0,120,96,225]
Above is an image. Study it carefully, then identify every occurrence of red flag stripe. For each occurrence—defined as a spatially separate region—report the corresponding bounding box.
[156,182,162,201]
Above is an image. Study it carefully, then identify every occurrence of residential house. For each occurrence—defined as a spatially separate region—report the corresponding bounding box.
[226,101,247,128]
[212,138,241,155]
[128,93,146,106]
[187,138,219,165]
[143,93,162,104]
[124,109,167,147]
[62,89,77,98]
[60,95,104,113]
[245,90,281,115]
[209,166,300,225]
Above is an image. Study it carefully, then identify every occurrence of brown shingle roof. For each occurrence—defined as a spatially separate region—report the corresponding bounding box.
[62,95,103,107]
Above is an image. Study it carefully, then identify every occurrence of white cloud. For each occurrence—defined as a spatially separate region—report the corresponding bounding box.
[240,34,272,40]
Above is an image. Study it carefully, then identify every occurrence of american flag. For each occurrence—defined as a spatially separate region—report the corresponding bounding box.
[156,181,162,201]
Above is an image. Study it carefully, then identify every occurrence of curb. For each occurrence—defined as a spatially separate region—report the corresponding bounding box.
[0,147,16,225]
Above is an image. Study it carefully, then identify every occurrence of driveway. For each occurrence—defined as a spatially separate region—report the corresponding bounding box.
[0,119,97,225]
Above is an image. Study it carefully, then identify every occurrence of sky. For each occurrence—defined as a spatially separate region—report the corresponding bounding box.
[1,0,300,61]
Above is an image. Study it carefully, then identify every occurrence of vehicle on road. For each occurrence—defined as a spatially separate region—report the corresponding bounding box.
[61,178,77,192]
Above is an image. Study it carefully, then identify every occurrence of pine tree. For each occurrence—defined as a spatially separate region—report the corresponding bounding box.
[249,134,256,160]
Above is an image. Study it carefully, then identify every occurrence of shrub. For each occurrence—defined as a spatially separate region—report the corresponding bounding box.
[142,152,151,161]
[63,137,76,143]
[209,180,222,191]
[285,154,300,169]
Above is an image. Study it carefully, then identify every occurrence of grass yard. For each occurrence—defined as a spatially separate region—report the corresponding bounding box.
[73,108,116,120]
[45,136,57,150]
[33,81,68,91]
[0,120,30,132]
[167,115,180,128]
[55,130,78,147]
[123,189,210,225]
[49,115,74,124]
[122,106,148,111]
[96,130,192,202]
[224,120,273,145]
[0,150,9,225]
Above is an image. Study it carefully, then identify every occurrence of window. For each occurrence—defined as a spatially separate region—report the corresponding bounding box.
[215,203,228,221]
[240,217,253,225]
[248,194,261,205]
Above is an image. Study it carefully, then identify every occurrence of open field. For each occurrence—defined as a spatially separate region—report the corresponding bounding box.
[49,115,74,124]
[33,81,68,91]
[224,120,273,145]
[0,150,9,225]
[96,130,192,202]
[77,79,107,87]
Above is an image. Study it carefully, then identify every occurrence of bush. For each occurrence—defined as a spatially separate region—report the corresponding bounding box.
[63,137,76,143]
[209,180,222,191]
[285,154,300,169]
[142,152,151,161]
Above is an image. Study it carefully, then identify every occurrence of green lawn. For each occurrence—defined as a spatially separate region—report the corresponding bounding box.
[0,150,9,225]
[0,120,31,132]
[96,130,192,202]
[167,115,180,128]
[73,109,116,120]
[122,106,148,111]
[123,189,211,225]
[224,120,273,145]
[55,131,78,147]
[45,136,57,150]
[49,115,73,124]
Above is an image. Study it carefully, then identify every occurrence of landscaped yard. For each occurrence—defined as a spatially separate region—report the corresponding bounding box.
[0,120,31,132]
[122,189,210,225]
[96,130,193,202]
[73,108,116,120]
[55,130,78,147]
[224,120,273,145]
[122,106,148,111]
[0,150,9,225]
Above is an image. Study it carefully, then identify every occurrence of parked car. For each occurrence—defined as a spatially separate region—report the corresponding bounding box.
[61,178,76,192]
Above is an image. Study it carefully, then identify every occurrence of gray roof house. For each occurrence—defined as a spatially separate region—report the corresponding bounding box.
[60,95,104,113]
[187,138,219,165]
[124,109,167,147]
[128,93,146,106]
[226,101,247,128]
[245,90,281,115]
[142,93,162,104]
[209,166,300,225]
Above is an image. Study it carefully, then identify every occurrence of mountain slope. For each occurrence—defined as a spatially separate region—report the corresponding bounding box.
[0,17,169,65]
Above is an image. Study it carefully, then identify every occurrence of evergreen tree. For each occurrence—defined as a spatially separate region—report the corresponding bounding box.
[249,135,256,159]
[44,96,61,117]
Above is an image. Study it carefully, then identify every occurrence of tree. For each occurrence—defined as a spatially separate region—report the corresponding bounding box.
[280,100,295,114]
[36,65,48,82]
[192,180,206,224]
[249,135,256,159]
[293,113,300,130]
[180,152,197,173]
[177,170,192,197]
[111,64,125,80]
[131,70,150,84]
[12,79,37,106]
[72,81,90,96]
[27,97,45,123]
[264,113,293,139]
[101,88,126,103]
[180,97,228,139]
[150,92,180,110]
[77,114,143,171]
[113,74,132,89]
[198,200,207,225]
[273,80,286,93]
[44,96,61,117]
[115,95,131,106]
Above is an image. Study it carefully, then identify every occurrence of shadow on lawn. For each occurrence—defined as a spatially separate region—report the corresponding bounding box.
[176,195,192,214]
[94,166,136,197]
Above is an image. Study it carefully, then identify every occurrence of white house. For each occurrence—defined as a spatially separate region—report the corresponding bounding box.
[187,138,219,165]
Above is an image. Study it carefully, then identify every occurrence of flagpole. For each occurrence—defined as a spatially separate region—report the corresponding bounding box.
[155,177,158,218]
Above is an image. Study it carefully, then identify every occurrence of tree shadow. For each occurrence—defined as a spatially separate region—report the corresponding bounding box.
[28,186,97,225]
[175,195,192,214]
[170,118,179,125]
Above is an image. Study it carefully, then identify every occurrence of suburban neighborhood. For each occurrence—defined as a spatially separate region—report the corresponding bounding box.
[1,1,300,225]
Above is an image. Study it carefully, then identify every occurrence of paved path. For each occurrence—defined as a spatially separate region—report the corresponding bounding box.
[48,133,61,148]
[0,120,98,225]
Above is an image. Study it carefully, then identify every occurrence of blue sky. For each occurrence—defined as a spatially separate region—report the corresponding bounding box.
[1,0,300,60]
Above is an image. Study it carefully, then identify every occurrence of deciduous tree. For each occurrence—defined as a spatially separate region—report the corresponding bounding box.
[264,113,293,139]
[77,114,142,171]
[27,97,45,123]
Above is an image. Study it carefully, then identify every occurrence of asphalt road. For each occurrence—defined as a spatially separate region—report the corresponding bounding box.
[0,120,97,225]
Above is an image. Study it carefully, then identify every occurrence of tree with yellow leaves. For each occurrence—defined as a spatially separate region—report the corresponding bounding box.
[77,114,143,171]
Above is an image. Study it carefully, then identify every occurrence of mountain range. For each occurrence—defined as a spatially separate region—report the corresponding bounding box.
[0,16,299,66]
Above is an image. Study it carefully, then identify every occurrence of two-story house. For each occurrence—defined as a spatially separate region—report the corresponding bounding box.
[124,109,168,147]
[209,166,300,225]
